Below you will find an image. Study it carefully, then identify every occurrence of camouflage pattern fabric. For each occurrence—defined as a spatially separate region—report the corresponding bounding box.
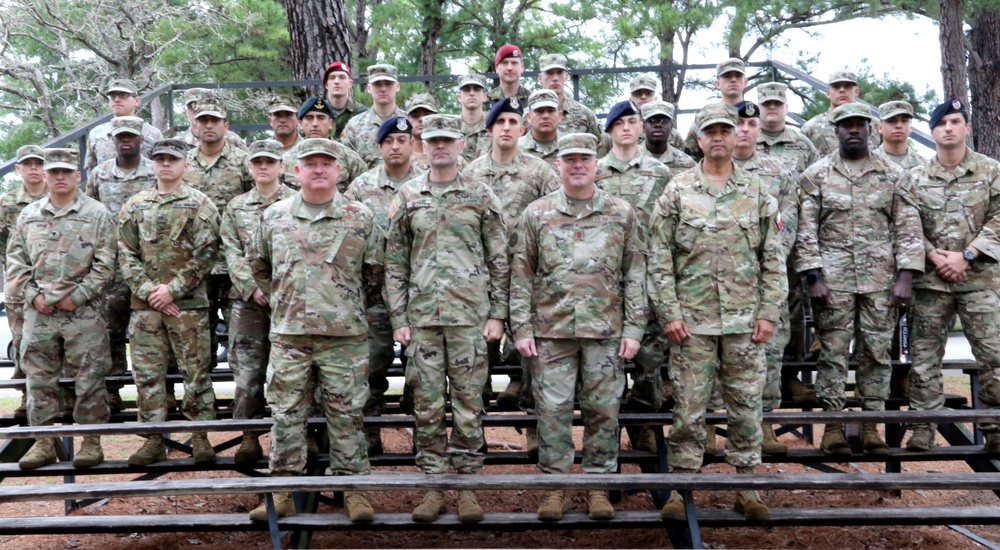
[463,151,561,233]
[559,96,602,142]
[517,133,560,170]
[875,145,925,171]
[329,98,369,141]
[281,139,367,193]
[341,107,408,169]
[644,145,696,174]
[0,185,47,379]
[486,84,531,109]
[179,129,248,152]
[460,118,492,163]
[800,110,881,156]
[756,126,819,180]
[86,120,164,170]
[345,164,423,232]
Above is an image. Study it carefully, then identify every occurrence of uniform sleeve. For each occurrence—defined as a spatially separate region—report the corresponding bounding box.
[541,164,561,195]
[0,199,12,272]
[118,204,157,300]
[793,171,823,274]
[482,190,510,321]
[384,191,413,329]
[341,120,361,157]
[6,213,38,306]
[508,209,538,341]
[69,209,118,307]
[968,166,1000,262]
[776,168,799,258]
[84,129,99,172]
[250,213,273,299]
[756,191,789,323]
[85,172,100,202]
[360,206,386,309]
[165,201,220,300]
[620,208,648,341]
[221,202,256,301]
[647,191,683,324]
[892,171,929,273]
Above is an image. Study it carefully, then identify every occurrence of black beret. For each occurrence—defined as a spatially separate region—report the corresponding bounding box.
[929,97,968,129]
[376,116,413,144]
[733,100,759,118]
[297,96,334,120]
[604,100,641,131]
[485,97,524,129]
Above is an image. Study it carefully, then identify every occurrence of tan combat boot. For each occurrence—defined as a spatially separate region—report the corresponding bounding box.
[862,423,889,455]
[234,432,264,464]
[345,491,375,522]
[191,432,216,464]
[13,391,27,419]
[905,425,935,452]
[108,388,125,414]
[412,490,446,522]
[525,427,539,458]
[62,388,76,419]
[637,426,659,453]
[306,432,320,461]
[537,490,566,521]
[73,436,105,468]
[761,424,787,455]
[784,378,815,402]
[128,434,167,466]
[497,379,522,407]
[457,490,484,523]
[820,424,851,455]
[249,492,296,521]
[735,466,770,520]
[587,490,614,520]
[660,490,686,521]
[364,427,383,457]
[704,424,718,454]
[165,385,178,413]
[18,437,57,470]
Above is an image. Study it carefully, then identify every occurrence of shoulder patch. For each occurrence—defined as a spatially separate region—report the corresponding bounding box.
[388,198,399,219]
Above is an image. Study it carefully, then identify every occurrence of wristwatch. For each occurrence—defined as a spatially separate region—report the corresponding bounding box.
[963,248,976,263]
[806,272,825,285]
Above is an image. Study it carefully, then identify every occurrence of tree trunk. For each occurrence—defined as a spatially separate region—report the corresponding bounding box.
[657,30,679,104]
[418,0,445,88]
[353,0,372,62]
[282,0,352,94]
[968,6,1000,159]
[938,0,970,104]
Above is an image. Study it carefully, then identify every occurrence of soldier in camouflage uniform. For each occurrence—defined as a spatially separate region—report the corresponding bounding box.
[801,70,880,156]
[405,93,440,173]
[510,133,645,522]
[342,64,407,168]
[282,97,367,192]
[465,98,560,452]
[85,78,164,171]
[519,90,562,170]
[384,114,509,524]
[732,101,797,454]
[267,95,303,153]
[875,101,924,170]
[119,139,221,466]
[345,116,424,455]
[458,74,492,163]
[595,101,672,453]
[178,88,247,151]
[248,138,381,523]
[902,99,1000,453]
[650,103,786,522]
[322,61,369,139]
[682,59,748,160]
[629,75,658,108]
[8,148,116,470]
[795,103,925,456]
[641,101,695,173]
[1,146,48,418]
[87,116,158,412]
[537,54,603,144]
[222,140,296,463]
[486,45,531,109]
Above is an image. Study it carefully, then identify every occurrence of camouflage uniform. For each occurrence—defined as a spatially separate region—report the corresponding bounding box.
[905,149,1000,433]
[460,118,492,164]
[486,84,531,109]
[345,164,423,417]
[7,193,117,427]
[596,152,672,411]
[85,121,163,171]
[518,133,560,170]
[801,110,881,156]
[119,185,220,424]
[559,96,603,142]
[222,183,296,421]
[251,192,382,475]
[795,151,925,412]
[179,129,248,152]
[875,144,924,171]
[342,107,408,169]
[647,161,787,470]
[756,126,819,179]
[645,146,696,174]
[282,139,366,193]
[510,186,647,474]
[384,173,509,475]
[329,98,369,141]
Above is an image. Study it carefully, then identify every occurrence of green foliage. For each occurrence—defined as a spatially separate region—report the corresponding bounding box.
[790,64,940,121]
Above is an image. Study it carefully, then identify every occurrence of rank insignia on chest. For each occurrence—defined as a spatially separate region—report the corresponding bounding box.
[388,198,399,219]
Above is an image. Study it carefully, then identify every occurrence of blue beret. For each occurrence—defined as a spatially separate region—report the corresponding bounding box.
[733,100,759,118]
[485,97,524,129]
[929,97,968,130]
[297,96,334,120]
[376,116,412,144]
[604,100,640,131]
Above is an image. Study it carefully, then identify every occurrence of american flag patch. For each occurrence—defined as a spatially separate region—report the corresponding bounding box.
[775,212,783,231]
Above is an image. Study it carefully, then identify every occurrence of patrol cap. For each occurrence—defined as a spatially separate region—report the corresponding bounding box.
[296,138,340,160]
[929,97,968,129]
[458,73,488,90]
[405,93,440,115]
[756,82,788,104]
[878,100,914,120]
[485,97,523,129]
[604,100,641,131]
[297,96,334,119]
[247,139,284,161]
[527,89,559,111]
[734,101,759,119]
[539,53,569,72]
[149,139,190,159]
[716,58,745,77]
[557,133,598,157]
[106,78,137,95]
[694,102,738,132]
[111,116,144,136]
[640,101,675,121]
[832,103,873,124]
[323,61,352,83]
[630,75,657,93]
[829,70,858,85]
[367,64,398,84]
[43,148,79,171]
[421,114,464,140]
[495,44,522,67]
[268,95,299,114]
[377,116,413,144]
[184,88,212,106]
[16,145,46,163]
[193,100,227,120]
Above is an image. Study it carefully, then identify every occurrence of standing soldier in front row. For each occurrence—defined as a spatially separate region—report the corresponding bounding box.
[8,148,117,470]
[795,103,924,456]
[249,138,382,523]
[650,104,786,521]
[119,139,221,466]
[221,140,296,463]
[511,133,646,522]
[904,99,1000,452]
[385,114,509,524]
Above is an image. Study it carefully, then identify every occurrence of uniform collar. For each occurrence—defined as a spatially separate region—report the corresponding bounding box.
[289,191,345,220]
[418,172,468,195]
[553,186,608,217]
[695,161,751,197]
